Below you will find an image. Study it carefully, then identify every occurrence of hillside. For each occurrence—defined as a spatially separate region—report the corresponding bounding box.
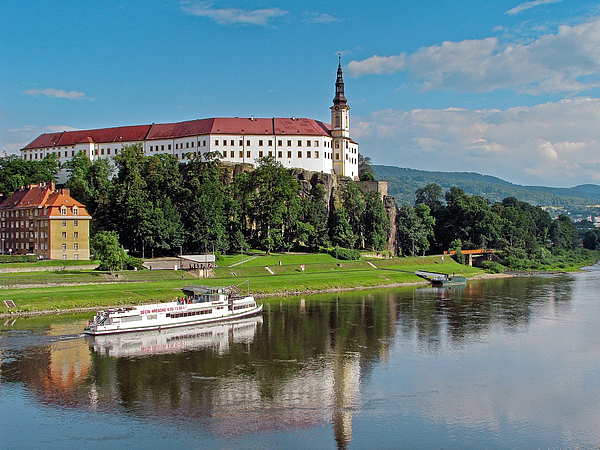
[373,165,600,211]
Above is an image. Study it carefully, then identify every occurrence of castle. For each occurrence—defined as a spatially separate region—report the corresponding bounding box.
[21,60,359,179]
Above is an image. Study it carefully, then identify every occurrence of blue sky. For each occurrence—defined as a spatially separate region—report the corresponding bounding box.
[3,0,600,187]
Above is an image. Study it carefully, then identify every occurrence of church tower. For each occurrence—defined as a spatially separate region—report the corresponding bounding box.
[331,56,354,177]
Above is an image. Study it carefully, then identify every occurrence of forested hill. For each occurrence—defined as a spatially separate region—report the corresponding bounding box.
[373,165,600,207]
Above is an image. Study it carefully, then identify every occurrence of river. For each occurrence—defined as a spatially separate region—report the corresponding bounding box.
[2,266,600,449]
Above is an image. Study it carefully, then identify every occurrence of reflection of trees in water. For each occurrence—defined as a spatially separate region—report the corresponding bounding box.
[398,276,573,346]
[2,294,399,449]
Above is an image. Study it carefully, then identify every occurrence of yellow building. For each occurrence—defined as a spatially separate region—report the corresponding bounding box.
[0,182,91,260]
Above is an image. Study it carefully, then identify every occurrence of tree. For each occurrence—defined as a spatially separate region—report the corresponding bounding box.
[248,157,301,253]
[330,206,356,249]
[0,154,59,197]
[302,184,331,250]
[396,204,433,256]
[363,191,389,251]
[358,153,375,181]
[415,183,443,215]
[91,231,128,275]
[341,182,366,248]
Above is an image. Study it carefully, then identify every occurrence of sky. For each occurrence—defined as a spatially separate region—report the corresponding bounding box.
[3,0,600,188]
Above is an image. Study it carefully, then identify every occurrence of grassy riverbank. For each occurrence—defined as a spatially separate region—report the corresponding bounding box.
[0,253,479,315]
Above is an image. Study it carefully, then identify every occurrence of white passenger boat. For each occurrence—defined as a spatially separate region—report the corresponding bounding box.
[84,284,262,335]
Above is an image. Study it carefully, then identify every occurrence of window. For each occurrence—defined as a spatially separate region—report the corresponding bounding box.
[63,254,67,260]
[62,243,67,251]
[307,151,311,158]
[161,145,165,151]
[74,232,78,238]
[246,140,250,147]
[307,141,311,147]
[230,140,234,146]
[268,140,273,147]
[287,151,292,158]
[315,141,319,147]
[336,153,340,159]
[278,140,282,146]
[239,140,243,146]
[73,206,79,215]
[223,140,227,146]
[278,151,282,158]
[74,254,79,260]
[239,151,243,158]
[215,140,219,146]
[230,151,234,158]
[287,140,292,146]
[62,232,67,238]
[74,243,79,250]
[258,151,263,158]
[74,220,79,227]
[315,151,319,158]
[298,151,302,158]
[258,140,263,147]
[246,151,251,158]
[168,144,172,150]
[62,220,67,227]
[298,140,302,147]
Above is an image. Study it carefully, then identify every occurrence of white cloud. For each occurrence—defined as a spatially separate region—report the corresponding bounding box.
[181,2,288,26]
[347,18,600,94]
[354,97,600,187]
[304,12,338,24]
[506,0,563,15]
[23,88,88,100]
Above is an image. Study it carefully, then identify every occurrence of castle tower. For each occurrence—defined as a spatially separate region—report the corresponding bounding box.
[331,56,352,176]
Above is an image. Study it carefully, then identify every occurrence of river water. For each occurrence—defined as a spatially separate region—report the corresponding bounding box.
[2,267,600,449]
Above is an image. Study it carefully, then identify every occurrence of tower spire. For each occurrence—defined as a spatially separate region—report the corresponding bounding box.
[333,54,347,106]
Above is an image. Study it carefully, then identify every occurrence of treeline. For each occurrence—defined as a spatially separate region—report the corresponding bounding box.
[398,183,594,270]
[51,144,389,257]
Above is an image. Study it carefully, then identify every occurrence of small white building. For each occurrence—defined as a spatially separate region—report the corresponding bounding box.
[21,62,359,178]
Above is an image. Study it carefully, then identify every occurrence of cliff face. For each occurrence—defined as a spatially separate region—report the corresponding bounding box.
[220,163,399,254]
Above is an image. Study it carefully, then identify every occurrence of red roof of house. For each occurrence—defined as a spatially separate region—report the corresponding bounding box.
[23,117,334,150]
[0,184,90,218]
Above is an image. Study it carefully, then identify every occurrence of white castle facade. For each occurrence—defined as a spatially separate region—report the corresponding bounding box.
[21,62,359,178]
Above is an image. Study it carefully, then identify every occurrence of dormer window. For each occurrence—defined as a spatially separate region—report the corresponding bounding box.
[61,207,67,215]
[73,206,79,215]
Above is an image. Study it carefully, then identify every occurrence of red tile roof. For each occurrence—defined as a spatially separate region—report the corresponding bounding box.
[23,118,334,150]
[0,184,90,218]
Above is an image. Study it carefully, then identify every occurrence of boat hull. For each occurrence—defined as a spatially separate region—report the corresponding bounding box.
[84,303,262,335]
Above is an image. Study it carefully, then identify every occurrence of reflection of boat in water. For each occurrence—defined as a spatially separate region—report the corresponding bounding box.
[87,315,263,357]
[84,284,262,335]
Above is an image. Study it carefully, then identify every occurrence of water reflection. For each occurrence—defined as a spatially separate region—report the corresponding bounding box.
[1,273,599,449]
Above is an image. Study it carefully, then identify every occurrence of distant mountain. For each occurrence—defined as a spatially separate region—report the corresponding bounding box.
[373,165,600,209]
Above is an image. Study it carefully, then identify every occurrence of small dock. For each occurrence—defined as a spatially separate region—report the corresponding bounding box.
[415,271,467,286]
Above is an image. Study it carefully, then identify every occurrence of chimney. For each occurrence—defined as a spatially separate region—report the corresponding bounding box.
[50,181,55,192]
[61,188,70,197]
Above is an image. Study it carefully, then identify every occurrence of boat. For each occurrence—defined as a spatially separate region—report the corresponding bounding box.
[84,283,262,335]
[415,270,467,287]
[431,275,467,287]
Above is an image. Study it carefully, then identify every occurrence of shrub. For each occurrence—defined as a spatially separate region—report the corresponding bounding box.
[0,255,37,264]
[330,247,361,261]
[481,261,505,274]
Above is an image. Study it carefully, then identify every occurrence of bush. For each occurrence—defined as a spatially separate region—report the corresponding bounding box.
[125,256,145,270]
[481,261,505,274]
[330,247,361,261]
[0,255,37,264]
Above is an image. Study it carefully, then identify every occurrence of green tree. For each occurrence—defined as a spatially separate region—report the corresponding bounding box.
[341,182,366,248]
[249,157,301,254]
[302,184,331,250]
[396,204,433,256]
[91,231,128,275]
[330,206,356,249]
[0,154,59,196]
[358,153,375,181]
[363,191,389,251]
[180,152,229,253]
